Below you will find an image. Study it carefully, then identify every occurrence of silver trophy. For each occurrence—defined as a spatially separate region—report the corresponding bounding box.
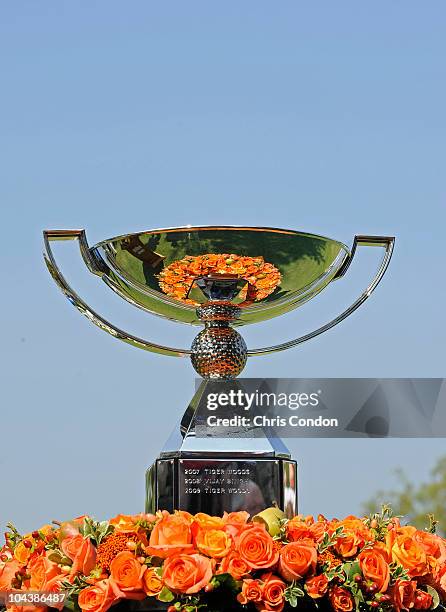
[44,226,394,516]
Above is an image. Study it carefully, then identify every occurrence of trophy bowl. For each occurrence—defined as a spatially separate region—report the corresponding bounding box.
[93,226,350,326]
[43,226,394,379]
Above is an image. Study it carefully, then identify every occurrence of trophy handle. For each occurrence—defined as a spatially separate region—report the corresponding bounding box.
[247,235,395,356]
[43,229,191,358]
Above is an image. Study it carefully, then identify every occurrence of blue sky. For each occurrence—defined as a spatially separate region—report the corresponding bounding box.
[1,2,445,531]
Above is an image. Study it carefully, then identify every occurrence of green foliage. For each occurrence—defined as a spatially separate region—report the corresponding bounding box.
[284,582,305,608]
[318,525,344,553]
[157,587,175,603]
[80,517,114,545]
[362,455,446,535]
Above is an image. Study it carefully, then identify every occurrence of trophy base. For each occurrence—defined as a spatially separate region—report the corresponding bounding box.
[145,381,298,518]
[146,454,297,517]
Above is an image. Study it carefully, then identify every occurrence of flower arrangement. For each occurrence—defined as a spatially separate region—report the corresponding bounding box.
[158,254,281,304]
[1,507,445,612]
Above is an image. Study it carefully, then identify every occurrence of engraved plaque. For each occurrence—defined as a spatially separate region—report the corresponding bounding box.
[178,458,282,516]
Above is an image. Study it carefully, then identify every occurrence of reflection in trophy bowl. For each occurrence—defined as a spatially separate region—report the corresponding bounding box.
[43,226,395,379]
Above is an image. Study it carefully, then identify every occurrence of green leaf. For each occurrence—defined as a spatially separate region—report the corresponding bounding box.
[63,595,81,612]
[158,587,175,603]
[212,572,238,593]
[342,561,361,584]
[285,582,305,608]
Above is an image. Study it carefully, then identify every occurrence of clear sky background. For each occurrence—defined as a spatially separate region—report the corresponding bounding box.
[1,2,445,532]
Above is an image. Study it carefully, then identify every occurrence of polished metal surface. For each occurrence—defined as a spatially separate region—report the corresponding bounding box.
[146,456,297,518]
[43,230,191,358]
[191,323,248,379]
[247,235,395,356]
[145,381,297,516]
[93,225,351,326]
[43,228,394,366]
[196,303,241,322]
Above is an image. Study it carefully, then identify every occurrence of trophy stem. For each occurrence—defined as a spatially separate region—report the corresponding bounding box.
[145,381,298,518]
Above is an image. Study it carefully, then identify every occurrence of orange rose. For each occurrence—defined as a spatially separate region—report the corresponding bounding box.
[237,578,263,604]
[145,513,194,559]
[0,558,20,590]
[61,534,83,560]
[329,585,354,612]
[29,554,66,591]
[162,553,212,594]
[109,551,145,599]
[195,528,232,559]
[260,573,286,612]
[391,579,417,611]
[14,541,32,565]
[392,533,428,577]
[109,514,139,532]
[334,532,362,559]
[218,551,250,580]
[278,541,317,581]
[415,531,446,572]
[142,567,163,597]
[223,511,250,538]
[332,517,372,558]
[305,574,329,599]
[237,525,279,570]
[286,518,313,543]
[437,565,446,598]
[193,513,225,530]
[308,521,328,543]
[67,536,97,579]
[78,579,120,612]
[414,589,433,610]
[358,548,390,592]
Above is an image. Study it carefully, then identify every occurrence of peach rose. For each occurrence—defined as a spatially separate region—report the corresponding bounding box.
[109,551,145,599]
[145,513,194,559]
[0,558,20,590]
[358,548,390,592]
[195,528,232,559]
[260,573,286,612]
[237,525,279,570]
[237,578,263,604]
[162,553,213,594]
[305,574,329,599]
[142,567,163,597]
[392,533,428,577]
[279,541,317,581]
[329,585,354,612]
[391,579,417,611]
[66,536,97,579]
[78,579,121,612]
[218,551,250,580]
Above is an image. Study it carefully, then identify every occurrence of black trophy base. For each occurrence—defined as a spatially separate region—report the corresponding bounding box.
[146,454,297,517]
